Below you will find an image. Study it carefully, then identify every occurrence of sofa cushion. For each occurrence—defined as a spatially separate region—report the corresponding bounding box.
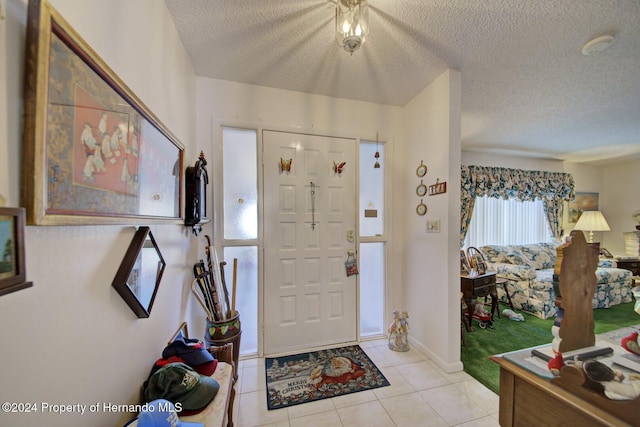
[519,243,558,270]
[504,250,528,265]
[535,267,632,286]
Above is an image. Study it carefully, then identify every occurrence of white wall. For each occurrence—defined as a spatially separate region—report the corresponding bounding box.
[195,72,463,372]
[194,77,407,343]
[0,1,199,426]
[601,159,640,255]
[402,70,463,372]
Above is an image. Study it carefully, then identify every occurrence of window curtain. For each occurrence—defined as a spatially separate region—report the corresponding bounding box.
[460,165,575,246]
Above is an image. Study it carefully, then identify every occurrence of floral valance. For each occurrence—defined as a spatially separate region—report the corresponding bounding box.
[461,165,575,202]
[460,165,575,245]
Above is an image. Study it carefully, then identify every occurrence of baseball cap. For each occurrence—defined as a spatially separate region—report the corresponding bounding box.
[122,399,203,427]
[144,362,219,411]
[162,334,214,366]
[150,355,218,377]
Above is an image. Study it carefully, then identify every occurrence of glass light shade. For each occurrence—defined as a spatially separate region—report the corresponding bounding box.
[574,210,610,243]
[336,0,369,54]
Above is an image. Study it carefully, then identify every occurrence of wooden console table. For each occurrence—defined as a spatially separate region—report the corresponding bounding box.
[461,272,497,330]
[490,355,634,426]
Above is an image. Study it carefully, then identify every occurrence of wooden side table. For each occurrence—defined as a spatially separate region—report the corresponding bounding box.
[461,272,497,331]
[495,276,514,311]
[615,258,640,275]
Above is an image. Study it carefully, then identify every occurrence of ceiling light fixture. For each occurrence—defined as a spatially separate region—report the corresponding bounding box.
[581,35,614,55]
[336,0,369,55]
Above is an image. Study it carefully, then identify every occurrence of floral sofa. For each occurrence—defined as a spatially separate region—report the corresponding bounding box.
[480,242,634,319]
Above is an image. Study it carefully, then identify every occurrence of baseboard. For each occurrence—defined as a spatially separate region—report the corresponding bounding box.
[408,335,464,373]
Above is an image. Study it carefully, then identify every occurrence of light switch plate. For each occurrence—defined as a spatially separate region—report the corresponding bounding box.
[426,219,440,233]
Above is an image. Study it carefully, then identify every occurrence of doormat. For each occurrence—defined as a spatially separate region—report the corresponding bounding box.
[265,345,390,410]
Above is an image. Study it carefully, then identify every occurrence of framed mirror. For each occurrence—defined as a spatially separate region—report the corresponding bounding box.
[112,226,166,318]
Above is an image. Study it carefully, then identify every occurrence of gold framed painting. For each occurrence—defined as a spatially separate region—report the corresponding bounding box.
[21,0,184,225]
[568,192,599,224]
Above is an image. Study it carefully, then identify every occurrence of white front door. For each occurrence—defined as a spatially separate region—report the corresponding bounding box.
[263,130,357,355]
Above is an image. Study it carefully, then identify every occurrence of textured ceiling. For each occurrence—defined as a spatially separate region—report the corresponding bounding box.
[165,0,640,165]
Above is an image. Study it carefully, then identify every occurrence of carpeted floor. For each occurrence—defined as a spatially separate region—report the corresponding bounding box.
[264,344,389,410]
[461,302,640,394]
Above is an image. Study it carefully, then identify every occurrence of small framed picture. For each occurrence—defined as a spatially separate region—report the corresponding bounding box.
[460,250,471,274]
[0,207,33,296]
[470,253,487,275]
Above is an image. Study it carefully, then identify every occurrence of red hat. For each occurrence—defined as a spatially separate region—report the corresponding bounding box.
[153,356,218,377]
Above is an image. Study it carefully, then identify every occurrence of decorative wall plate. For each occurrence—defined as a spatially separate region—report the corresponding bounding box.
[416,181,427,197]
[416,200,427,216]
[416,160,427,177]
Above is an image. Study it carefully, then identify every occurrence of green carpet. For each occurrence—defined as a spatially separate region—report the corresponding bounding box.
[461,302,640,394]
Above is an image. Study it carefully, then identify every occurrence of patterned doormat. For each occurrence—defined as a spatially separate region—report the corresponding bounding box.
[265,344,390,410]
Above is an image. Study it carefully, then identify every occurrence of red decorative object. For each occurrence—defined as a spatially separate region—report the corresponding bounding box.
[548,350,565,376]
[621,331,640,356]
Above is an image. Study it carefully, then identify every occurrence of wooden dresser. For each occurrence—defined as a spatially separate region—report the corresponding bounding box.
[490,355,634,427]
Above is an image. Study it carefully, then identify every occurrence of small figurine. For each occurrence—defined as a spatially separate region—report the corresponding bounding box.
[472,302,493,329]
[388,310,410,352]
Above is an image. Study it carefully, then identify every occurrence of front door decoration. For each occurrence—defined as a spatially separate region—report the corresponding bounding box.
[280,158,292,174]
[345,250,358,277]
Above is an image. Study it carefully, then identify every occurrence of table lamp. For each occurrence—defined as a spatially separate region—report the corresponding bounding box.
[574,210,610,243]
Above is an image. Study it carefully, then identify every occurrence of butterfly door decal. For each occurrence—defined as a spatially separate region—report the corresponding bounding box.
[279,158,292,174]
[333,160,346,175]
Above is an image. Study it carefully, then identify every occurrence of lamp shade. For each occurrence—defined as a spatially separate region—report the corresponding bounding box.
[574,211,610,232]
[574,210,610,243]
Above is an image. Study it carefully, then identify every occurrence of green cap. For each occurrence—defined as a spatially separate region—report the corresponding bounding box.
[144,362,219,411]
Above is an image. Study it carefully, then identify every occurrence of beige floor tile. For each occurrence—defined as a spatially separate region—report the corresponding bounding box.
[358,338,388,349]
[235,342,498,427]
[372,366,416,399]
[287,398,336,420]
[336,400,395,427]
[454,415,500,427]
[380,347,426,365]
[240,363,267,394]
[362,346,394,368]
[237,390,289,427]
[331,389,377,409]
[395,361,450,390]
[379,392,448,427]
[454,379,499,414]
[420,384,489,426]
[240,357,260,369]
[289,410,343,427]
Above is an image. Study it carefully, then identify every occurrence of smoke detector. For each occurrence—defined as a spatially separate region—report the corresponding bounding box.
[582,35,614,55]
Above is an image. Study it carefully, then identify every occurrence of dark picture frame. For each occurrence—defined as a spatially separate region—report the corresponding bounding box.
[460,250,470,274]
[112,226,166,318]
[21,0,184,225]
[0,208,33,296]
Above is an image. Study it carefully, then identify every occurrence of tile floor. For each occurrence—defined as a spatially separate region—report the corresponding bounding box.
[231,339,500,427]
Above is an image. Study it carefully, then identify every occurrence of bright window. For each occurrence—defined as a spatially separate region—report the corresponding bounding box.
[222,127,258,356]
[464,195,552,248]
